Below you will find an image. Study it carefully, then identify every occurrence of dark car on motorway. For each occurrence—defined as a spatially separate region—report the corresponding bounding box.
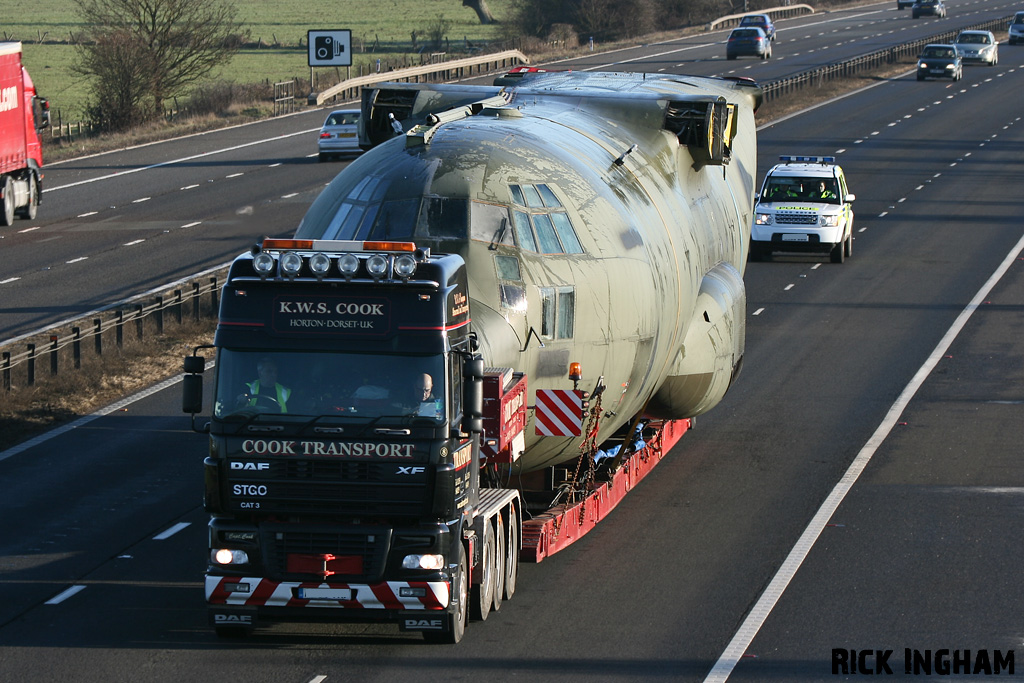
[738,14,776,41]
[916,44,962,80]
[912,0,947,18]
[1008,11,1024,45]
[727,27,772,60]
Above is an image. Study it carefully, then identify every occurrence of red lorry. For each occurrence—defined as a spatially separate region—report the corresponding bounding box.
[0,42,49,226]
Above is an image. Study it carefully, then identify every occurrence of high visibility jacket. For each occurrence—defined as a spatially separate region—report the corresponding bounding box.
[247,380,290,412]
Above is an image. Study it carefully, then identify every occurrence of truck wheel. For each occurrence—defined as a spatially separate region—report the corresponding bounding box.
[424,546,467,644]
[1,176,14,227]
[503,506,519,600]
[492,515,505,613]
[471,521,495,621]
[19,174,38,220]
[844,233,853,258]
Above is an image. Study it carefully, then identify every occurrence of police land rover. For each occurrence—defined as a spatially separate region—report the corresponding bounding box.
[750,156,855,263]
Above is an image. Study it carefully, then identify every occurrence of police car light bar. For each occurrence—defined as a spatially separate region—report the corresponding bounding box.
[779,155,836,164]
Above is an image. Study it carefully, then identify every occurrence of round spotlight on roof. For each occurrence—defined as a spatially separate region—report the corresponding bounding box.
[308,252,331,278]
[338,253,359,278]
[280,251,303,277]
[252,251,275,277]
[394,254,417,279]
[366,254,388,279]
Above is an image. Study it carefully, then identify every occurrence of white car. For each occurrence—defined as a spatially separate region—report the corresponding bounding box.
[954,30,998,65]
[750,156,855,263]
[1007,12,1024,45]
[317,109,362,161]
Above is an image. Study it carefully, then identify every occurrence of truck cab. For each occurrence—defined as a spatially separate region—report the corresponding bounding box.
[184,238,522,642]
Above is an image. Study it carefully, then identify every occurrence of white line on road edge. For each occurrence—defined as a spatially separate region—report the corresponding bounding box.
[0,373,186,464]
[45,585,87,605]
[153,522,191,540]
[703,230,1024,682]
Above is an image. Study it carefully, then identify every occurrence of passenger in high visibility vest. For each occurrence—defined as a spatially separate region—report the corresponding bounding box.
[241,357,291,413]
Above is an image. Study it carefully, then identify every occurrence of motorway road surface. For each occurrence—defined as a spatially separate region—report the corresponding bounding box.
[1,0,1018,340]
[2,5,1024,682]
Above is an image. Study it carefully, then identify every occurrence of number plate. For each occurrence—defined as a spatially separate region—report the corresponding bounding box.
[337,132,356,138]
[781,234,810,242]
[297,587,352,600]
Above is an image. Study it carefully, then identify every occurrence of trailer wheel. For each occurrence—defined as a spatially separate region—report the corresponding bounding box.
[19,174,38,220]
[1,176,14,227]
[492,514,505,613]
[503,505,519,600]
[424,545,467,643]
[471,521,495,621]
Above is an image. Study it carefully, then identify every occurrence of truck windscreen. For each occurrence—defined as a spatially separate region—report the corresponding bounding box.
[214,349,446,421]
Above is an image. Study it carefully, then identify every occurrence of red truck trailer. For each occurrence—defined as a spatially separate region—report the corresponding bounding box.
[0,42,49,226]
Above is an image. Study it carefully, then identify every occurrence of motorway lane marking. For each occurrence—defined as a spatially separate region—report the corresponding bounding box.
[154,522,191,540]
[133,197,150,203]
[1,277,21,284]
[66,257,88,264]
[0,363,201,464]
[44,128,319,193]
[703,230,1024,682]
[45,585,86,605]
[181,221,201,228]
[308,677,327,683]
[124,239,145,246]
[77,212,98,217]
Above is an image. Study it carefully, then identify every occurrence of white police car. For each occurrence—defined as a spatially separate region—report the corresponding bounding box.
[750,156,855,263]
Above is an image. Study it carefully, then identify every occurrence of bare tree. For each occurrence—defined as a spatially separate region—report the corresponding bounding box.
[463,0,498,24]
[75,0,242,129]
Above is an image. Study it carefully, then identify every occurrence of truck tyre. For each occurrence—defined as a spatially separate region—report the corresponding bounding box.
[503,506,519,600]
[492,514,505,613]
[19,174,38,220]
[1,176,14,227]
[424,546,467,643]
[471,521,495,621]
[844,232,853,258]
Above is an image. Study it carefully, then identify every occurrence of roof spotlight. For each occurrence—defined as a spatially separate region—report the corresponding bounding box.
[394,254,417,279]
[252,252,275,278]
[338,253,360,278]
[366,254,388,279]
[280,251,303,278]
[309,252,331,278]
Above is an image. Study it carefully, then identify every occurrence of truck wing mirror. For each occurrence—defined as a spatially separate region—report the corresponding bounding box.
[461,357,484,434]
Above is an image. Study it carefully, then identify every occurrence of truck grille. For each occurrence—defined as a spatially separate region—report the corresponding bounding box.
[775,211,818,225]
[224,459,430,517]
[261,523,391,582]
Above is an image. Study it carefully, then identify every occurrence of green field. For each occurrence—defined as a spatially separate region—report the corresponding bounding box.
[11,0,513,120]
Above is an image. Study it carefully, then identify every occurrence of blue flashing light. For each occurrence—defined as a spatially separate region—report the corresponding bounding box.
[779,155,836,164]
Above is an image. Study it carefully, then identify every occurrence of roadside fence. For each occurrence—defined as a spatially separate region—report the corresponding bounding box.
[1,271,226,393]
[760,15,1013,103]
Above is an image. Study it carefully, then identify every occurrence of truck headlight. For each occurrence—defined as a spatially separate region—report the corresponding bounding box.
[402,553,445,570]
[820,214,841,227]
[755,213,773,225]
[212,549,250,565]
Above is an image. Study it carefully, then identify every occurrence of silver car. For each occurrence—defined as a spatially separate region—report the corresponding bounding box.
[954,30,998,65]
[317,109,362,161]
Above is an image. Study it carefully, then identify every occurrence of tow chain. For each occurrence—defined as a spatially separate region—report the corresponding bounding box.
[564,391,603,525]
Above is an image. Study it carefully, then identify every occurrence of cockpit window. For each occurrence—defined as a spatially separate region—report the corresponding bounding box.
[508,184,585,254]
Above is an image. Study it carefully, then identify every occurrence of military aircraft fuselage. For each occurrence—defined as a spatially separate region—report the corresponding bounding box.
[295,70,761,471]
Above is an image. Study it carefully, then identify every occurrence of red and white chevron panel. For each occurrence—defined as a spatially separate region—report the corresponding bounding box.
[206,575,448,610]
[534,389,584,436]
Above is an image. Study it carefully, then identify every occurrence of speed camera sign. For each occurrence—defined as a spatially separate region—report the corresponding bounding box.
[308,30,352,67]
